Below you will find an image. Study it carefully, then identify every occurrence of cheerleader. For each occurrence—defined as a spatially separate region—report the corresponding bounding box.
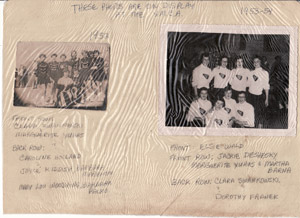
[223,87,237,121]
[71,70,81,103]
[229,56,251,101]
[36,54,50,98]
[84,74,98,102]
[248,56,270,128]
[211,56,232,99]
[57,70,74,107]
[191,53,212,97]
[232,92,255,128]
[186,88,212,127]
[90,50,104,88]
[48,54,62,104]
[59,54,69,73]
[79,50,91,82]
[206,98,232,128]
[68,50,80,77]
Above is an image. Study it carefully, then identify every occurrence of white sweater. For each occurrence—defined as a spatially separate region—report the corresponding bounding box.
[211,66,232,89]
[248,67,270,95]
[223,97,237,119]
[192,64,212,89]
[235,101,255,127]
[230,68,251,92]
[186,98,212,122]
[206,108,230,128]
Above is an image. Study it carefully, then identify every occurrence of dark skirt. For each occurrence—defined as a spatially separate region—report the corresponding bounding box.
[37,73,50,85]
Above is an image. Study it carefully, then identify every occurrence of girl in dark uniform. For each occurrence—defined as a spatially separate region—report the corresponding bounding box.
[36,54,50,98]
[79,50,91,82]
[48,54,62,104]
[90,50,104,86]
[59,54,69,73]
[68,50,80,77]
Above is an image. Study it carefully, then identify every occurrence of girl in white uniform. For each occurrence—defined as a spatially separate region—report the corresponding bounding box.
[233,91,255,128]
[248,56,270,128]
[211,56,232,99]
[229,57,251,101]
[206,98,231,128]
[186,88,212,127]
[223,88,237,121]
[192,53,213,97]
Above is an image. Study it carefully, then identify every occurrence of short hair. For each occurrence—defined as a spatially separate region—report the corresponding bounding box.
[71,50,77,55]
[199,87,209,94]
[94,50,100,54]
[253,55,262,62]
[202,52,209,59]
[219,55,228,66]
[224,87,232,93]
[214,97,225,107]
[51,53,57,58]
[81,50,88,55]
[39,54,46,58]
[238,91,246,97]
[235,55,243,62]
[60,54,66,58]
[220,55,228,61]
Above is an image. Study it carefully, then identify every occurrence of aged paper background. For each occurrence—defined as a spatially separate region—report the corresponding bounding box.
[3,0,300,216]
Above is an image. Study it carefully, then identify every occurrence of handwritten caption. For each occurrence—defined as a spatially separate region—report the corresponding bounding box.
[168,143,290,200]
[11,115,113,195]
[71,2,196,18]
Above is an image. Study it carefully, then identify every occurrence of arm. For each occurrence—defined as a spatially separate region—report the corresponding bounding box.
[193,87,198,97]
[246,70,251,88]
[191,69,198,96]
[265,89,269,107]
[228,69,234,85]
[209,68,216,88]
[246,106,255,127]
[264,71,270,107]
[186,101,197,122]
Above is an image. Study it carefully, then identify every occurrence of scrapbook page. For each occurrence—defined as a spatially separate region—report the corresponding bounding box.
[2,0,300,216]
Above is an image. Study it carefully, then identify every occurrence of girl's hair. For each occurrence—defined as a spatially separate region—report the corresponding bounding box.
[214,97,225,108]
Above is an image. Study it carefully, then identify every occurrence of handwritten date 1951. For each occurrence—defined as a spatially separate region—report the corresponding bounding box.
[90,31,109,41]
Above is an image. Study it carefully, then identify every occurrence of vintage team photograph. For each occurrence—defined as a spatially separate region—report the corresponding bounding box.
[14,42,110,110]
[160,25,297,136]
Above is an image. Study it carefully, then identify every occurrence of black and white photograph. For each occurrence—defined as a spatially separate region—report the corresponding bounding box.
[14,42,110,110]
[159,25,297,136]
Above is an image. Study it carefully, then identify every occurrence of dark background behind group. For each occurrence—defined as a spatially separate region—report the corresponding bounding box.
[166,32,289,129]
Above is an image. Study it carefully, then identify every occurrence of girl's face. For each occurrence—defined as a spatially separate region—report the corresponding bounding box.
[253,58,261,68]
[221,58,228,68]
[202,57,209,67]
[71,51,77,58]
[200,91,208,100]
[224,90,232,99]
[215,100,224,110]
[236,59,243,68]
[82,52,88,58]
[61,56,66,61]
